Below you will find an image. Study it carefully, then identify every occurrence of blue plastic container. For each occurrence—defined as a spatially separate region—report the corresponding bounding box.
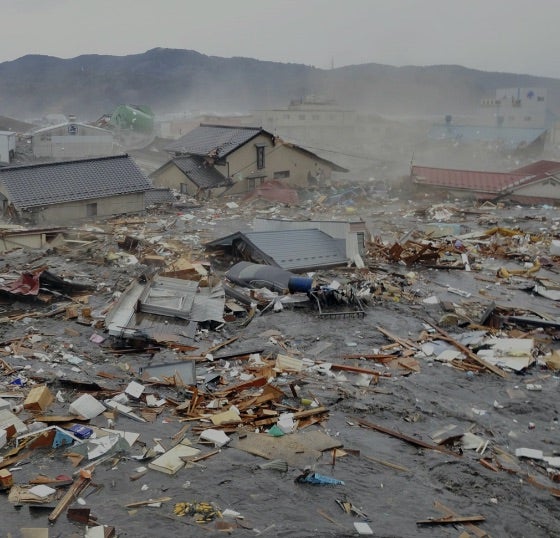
[288,276,313,293]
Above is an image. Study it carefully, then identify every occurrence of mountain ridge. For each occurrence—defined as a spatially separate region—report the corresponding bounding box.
[1,48,559,122]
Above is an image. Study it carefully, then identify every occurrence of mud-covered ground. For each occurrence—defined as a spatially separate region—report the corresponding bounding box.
[1,200,560,538]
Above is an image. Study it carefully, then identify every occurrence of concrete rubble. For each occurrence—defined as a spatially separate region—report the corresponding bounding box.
[1,187,560,536]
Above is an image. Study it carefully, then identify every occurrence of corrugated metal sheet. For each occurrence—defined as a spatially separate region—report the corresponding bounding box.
[134,315,197,346]
[411,165,529,193]
[0,154,152,210]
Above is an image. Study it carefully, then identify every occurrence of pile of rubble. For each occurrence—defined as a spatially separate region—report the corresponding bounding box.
[1,195,560,536]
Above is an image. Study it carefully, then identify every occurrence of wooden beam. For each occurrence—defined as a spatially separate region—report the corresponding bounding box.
[353,417,461,458]
[329,363,390,377]
[434,500,488,538]
[48,475,91,522]
[426,321,509,378]
[417,515,486,525]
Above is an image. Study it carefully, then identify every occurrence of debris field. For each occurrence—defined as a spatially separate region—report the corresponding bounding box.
[1,191,560,538]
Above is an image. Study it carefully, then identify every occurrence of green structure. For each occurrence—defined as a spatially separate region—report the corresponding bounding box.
[109,104,154,134]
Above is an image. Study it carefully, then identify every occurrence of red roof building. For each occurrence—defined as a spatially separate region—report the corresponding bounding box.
[410,160,560,204]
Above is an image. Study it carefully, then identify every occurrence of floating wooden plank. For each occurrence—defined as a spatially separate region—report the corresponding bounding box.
[124,496,173,508]
[376,326,419,350]
[362,454,410,472]
[353,417,461,458]
[48,475,91,522]
[417,515,486,525]
[329,363,390,377]
[434,501,488,538]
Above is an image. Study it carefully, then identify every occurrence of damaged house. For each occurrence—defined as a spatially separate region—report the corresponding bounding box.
[253,217,369,267]
[151,124,347,198]
[206,228,349,272]
[0,154,153,224]
[410,160,560,205]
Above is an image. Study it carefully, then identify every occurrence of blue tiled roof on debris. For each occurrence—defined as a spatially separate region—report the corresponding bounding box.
[165,124,263,159]
[173,156,231,188]
[0,154,153,210]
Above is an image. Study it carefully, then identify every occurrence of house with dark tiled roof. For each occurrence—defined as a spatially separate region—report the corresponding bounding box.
[150,155,232,199]
[151,124,347,198]
[410,160,560,205]
[0,154,153,224]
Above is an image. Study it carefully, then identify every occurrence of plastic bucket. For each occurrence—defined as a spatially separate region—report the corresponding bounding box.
[288,276,313,293]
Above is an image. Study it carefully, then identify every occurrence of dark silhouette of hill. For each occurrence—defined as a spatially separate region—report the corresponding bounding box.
[1,48,559,121]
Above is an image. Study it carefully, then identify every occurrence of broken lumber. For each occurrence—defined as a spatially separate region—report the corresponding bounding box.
[376,326,420,350]
[426,321,509,378]
[434,500,488,538]
[329,363,390,377]
[353,417,461,458]
[417,515,486,525]
[48,474,91,522]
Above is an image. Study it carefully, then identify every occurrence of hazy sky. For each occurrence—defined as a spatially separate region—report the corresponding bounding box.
[4,0,560,78]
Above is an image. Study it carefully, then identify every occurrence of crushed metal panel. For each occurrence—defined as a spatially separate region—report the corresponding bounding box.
[133,314,197,346]
[140,361,196,385]
[105,281,145,337]
[190,283,225,323]
[138,276,198,319]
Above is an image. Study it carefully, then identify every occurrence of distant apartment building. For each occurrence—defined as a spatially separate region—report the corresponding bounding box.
[430,87,556,155]
[479,88,549,129]
[252,95,358,149]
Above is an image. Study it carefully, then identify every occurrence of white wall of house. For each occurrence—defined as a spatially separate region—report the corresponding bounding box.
[0,131,16,163]
[511,177,560,200]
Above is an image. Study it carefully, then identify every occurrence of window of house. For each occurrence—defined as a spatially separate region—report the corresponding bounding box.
[86,202,97,217]
[256,145,265,169]
[273,170,290,179]
[357,232,365,255]
[247,178,256,191]
[180,183,189,194]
